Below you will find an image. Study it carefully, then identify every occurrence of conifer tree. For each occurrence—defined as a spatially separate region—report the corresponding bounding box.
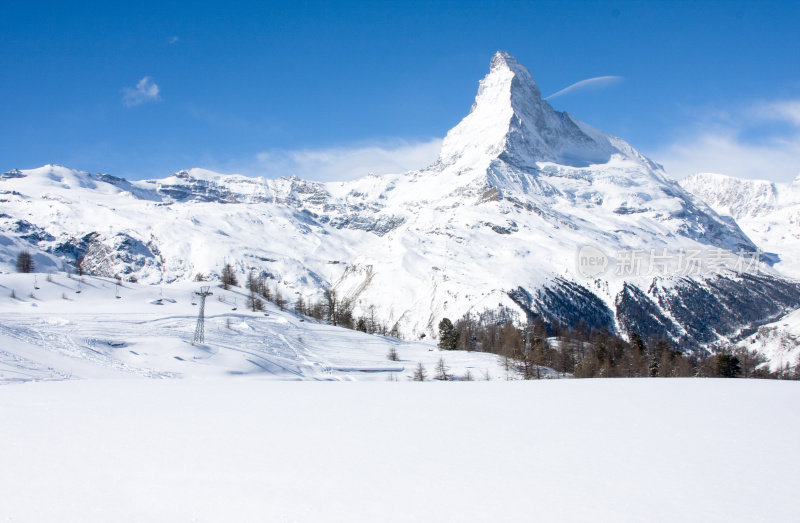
[716,353,742,378]
[438,318,459,350]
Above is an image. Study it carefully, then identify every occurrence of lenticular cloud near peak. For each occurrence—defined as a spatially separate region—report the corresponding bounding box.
[545,75,624,100]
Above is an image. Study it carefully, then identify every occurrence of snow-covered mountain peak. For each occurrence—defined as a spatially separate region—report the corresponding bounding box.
[1,164,107,194]
[489,50,521,69]
[437,52,621,174]
[487,50,542,97]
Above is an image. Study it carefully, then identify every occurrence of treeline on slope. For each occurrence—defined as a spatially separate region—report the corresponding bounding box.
[439,307,800,380]
[33,252,792,380]
[206,263,402,337]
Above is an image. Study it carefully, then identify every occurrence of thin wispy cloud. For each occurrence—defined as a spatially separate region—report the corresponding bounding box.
[652,98,800,182]
[250,139,443,181]
[121,77,161,107]
[545,75,624,100]
[750,99,800,126]
[168,36,179,44]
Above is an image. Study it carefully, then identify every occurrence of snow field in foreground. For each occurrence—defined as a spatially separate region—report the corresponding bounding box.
[1,378,797,522]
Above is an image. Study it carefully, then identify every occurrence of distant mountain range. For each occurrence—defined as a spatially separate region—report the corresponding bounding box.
[680,172,800,278]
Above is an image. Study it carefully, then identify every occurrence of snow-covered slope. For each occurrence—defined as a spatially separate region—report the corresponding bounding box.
[735,307,800,372]
[2,379,798,522]
[0,273,509,384]
[2,52,798,348]
[678,172,800,366]
[681,172,800,278]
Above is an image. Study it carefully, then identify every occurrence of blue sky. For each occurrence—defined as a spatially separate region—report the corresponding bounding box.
[2,0,799,181]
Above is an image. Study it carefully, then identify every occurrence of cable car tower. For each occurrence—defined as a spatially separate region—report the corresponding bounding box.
[193,286,213,344]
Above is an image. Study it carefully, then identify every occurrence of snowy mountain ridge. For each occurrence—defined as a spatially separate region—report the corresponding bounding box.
[680,172,800,278]
[2,52,799,350]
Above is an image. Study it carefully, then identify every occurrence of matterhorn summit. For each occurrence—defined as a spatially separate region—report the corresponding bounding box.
[437,51,618,173]
[2,51,799,349]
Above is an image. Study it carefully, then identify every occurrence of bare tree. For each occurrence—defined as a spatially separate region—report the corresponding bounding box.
[274,286,286,311]
[294,296,306,315]
[75,255,85,276]
[337,298,354,329]
[412,362,427,381]
[794,353,800,380]
[387,346,399,361]
[734,346,768,378]
[247,290,264,311]
[260,276,271,301]
[324,289,338,325]
[16,250,34,273]
[309,299,324,320]
[368,305,377,334]
[434,357,451,381]
[221,263,238,289]
[246,270,258,293]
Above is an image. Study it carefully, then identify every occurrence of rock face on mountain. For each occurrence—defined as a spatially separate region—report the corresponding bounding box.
[681,172,800,278]
[2,52,798,349]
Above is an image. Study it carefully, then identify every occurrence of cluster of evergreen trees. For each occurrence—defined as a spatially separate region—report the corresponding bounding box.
[442,308,799,380]
[223,261,798,380]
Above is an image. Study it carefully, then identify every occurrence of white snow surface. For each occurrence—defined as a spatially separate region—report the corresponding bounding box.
[1,378,797,522]
[0,52,763,340]
[0,273,510,384]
